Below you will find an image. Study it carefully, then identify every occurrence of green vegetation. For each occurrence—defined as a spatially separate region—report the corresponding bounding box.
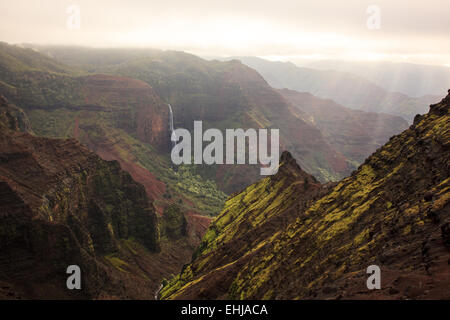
[26,106,227,216]
[0,43,227,217]
[34,45,352,186]
[161,94,450,300]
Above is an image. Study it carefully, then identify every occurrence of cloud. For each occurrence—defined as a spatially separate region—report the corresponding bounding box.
[1,0,449,64]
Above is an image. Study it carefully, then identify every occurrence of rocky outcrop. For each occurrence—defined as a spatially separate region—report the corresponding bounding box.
[0,95,33,133]
[161,91,450,300]
[161,205,187,240]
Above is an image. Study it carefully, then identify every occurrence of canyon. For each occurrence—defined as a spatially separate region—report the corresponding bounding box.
[1,42,447,300]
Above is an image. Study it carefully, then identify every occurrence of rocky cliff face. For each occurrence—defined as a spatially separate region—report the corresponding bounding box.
[80,74,170,152]
[161,91,450,300]
[0,95,33,133]
[0,96,161,299]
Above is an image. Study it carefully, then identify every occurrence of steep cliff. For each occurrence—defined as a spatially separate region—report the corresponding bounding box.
[0,96,161,299]
[161,91,450,300]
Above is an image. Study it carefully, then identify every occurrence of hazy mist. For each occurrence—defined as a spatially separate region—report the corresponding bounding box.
[1,0,450,65]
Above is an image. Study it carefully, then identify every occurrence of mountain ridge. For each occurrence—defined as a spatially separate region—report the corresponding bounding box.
[304,59,450,97]
[161,90,450,299]
[234,56,442,123]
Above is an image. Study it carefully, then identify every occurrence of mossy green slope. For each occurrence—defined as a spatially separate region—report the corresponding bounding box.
[160,151,328,299]
[162,92,450,300]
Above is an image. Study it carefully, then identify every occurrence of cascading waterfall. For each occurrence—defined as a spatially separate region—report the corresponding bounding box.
[168,103,177,147]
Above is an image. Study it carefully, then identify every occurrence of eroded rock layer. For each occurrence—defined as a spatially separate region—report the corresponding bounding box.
[0,96,160,299]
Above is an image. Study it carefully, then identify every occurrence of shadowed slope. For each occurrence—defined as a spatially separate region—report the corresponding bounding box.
[0,96,161,299]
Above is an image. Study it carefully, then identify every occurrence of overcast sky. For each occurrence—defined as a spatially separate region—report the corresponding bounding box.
[1,0,450,65]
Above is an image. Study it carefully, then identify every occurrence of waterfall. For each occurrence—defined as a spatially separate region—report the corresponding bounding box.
[168,103,177,147]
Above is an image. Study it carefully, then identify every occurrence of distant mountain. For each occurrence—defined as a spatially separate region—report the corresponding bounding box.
[34,45,354,187]
[5,44,421,191]
[23,44,162,71]
[304,60,450,97]
[233,56,443,122]
[278,89,409,165]
[161,91,450,300]
[0,42,77,76]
